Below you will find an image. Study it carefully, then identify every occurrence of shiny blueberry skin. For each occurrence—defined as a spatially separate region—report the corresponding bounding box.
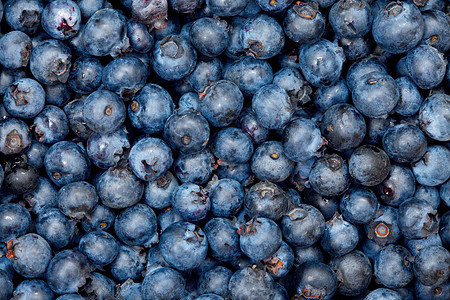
[44,83,72,107]
[127,18,154,53]
[346,57,387,92]
[36,208,74,249]
[8,233,52,278]
[365,288,402,300]
[204,217,242,262]
[79,230,119,266]
[240,14,284,59]
[44,141,91,186]
[398,198,439,240]
[64,98,93,139]
[97,165,144,209]
[382,124,427,164]
[200,80,244,127]
[374,244,414,289]
[0,203,31,242]
[68,56,104,94]
[4,0,44,34]
[128,136,173,181]
[282,117,324,162]
[320,213,359,256]
[340,186,378,224]
[130,0,169,29]
[30,39,72,85]
[144,171,178,210]
[420,9,450,53]
[228,265,275,300]
[224,56,273,96]
[151,35,197,81]
[238,217,282,262]
[338,35,373,61]
[170,182,210,221]
[294,261,338,300]
[251,141,295,183]
[321,103,366,152]
[411,145,450,186]
[81,9,129,57]
[87,128,130,169]
[198,266,232,298]
[329,0,372,38]
[376,164,416,207]
[164,109,210,155]
[217,160,252,185]
[110,244,146,282]
[102,56,148,99]
[284,2,324,45]
[298,39,345,88]
[174,149,214,185]
[129,84,174,134]
[372,1,424,54]
[82,89,126,134]
[211,127,253,164]
[32,105,69,144]
[263,241,294,279]
[352,71,399,118]
[186,59,222,94]
[349,145,391,187]
[12,279,54,300]
[244,181,288,221]
[419,93,450,141]
[114,203,157,246]
[0,31,32,69]
[393,76,422,116]
[209,178,243,217]
[309,154,351,197]
[0,69,27,97]
[405,45,447,90]
[46,250,91,294]
[415,184,440,210]
[23,177,58,215]
[81,204,115,232]
[3,78,45,119]
[189,17,228,57]
[252,84,293,129]
[57,181,98,220]
[160,221,208,271]
[205,0,249,17]
[141,267,186,300]
[41,0,81,40]
[0,270,13,300]
[178,92,199,111]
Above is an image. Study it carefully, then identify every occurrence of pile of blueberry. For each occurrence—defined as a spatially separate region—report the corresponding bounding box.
[0,0,449,299]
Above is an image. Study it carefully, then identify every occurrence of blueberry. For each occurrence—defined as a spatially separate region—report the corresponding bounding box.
[0,270,13,300]
[131,0,168,29]
[41,0,81,40]
[164,109,210,155]
[199,80,244,127]
[405,233,443,256]
[128,136,173,181]
[68,56,103,94]
[411,145,450,186]
[320,213,359,256]
[237,108,269,144]
[349,145,391,186]
[129,84,174,134]
[151,35,197,81]
[4,0,44,34]
[64,98,94,139]
[189,17,228,57]
[364,288,402,300]
[96,164,144,209]
[415,184,440,210]
[0,31,32,69]
[238,217,282,262]
[174,149,214,185]
[127,18,155,53]
[82,9,129,57]
[372,1,424,54]
[251,141,295,182]
[365,205,401,246]
[405,45,447,89]
[87,128,130,169]
[309,154,351,196]
[252,84,293,129]
[211,127,253,164]
[228,265,275,300]
[36,208,74,249]
[12,279,54,300]
[159,221,208,271]
[283,2,325,44]
[398,198,438,239]
[419,93,450,142]
[46,250,91,294]
[0,203,31,242]
[329,0,372,38]
[30,39,72,85]
[141,267,186,300]
[198,266,232,298]
[3,78,45,119]
[81,204,115,232]
[114,203,157,246]
[171,183,210,221]
[298,39,345,88]
[79,231,119,266]
[204,218,242,262]
[346,57,387,92]
[205,0,249,17]
[340,186,378,224]
[110,244,146,282]
[393,77,423,116]
[22,177,58,215]
[263,241,294,279]
[294,261,338,300]
[374,244,414,289]
[273,67,312,106]
[421,9,450,53]
[32,105,69,143]
[375,164,416,207]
